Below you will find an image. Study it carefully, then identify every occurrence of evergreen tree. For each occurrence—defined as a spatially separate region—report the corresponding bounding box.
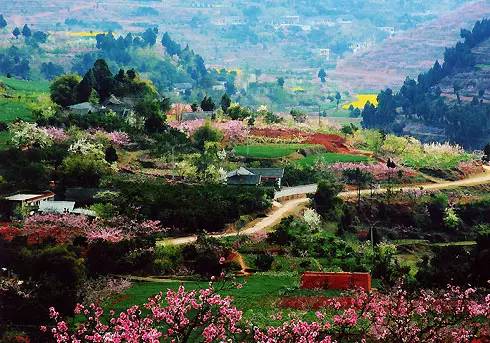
[161,32,181,56]
[0,14,7,29]
[318,68,327,83]
[201,96,215,111]
[92,59,114,100]
[12,27,20,39]
[220,93,231,113]
[22,24,31,38]
[75,69,96,103]
[105,145,118,163]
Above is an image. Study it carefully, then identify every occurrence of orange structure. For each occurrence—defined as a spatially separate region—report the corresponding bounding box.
[300,272,371,291]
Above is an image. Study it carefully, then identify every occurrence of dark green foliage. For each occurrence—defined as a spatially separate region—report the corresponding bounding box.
[92,59,114,100]
[103,175,274,233]
[255,253,274,271]
[105,145,118,163]
[135,96,169,134]
[313,177,344,220]
[191,123,223,150]
[362,19,490,147]
[416,245,474,287]
[32,30,48,43]
[277,77,285,88]
[40,62,64,80]
[200,95,215,111]
[318,68,327,82]
[87,237,155,275]
[162,32,182,56]
[12,27,20,39]
[220,93,231,112]
[21,24,31,38]
[61,154,112,188]
[0,46,30,79]
[181,236,228,276]
[0,14,7,29]
[141,27,158,46]
[50,74,80,107]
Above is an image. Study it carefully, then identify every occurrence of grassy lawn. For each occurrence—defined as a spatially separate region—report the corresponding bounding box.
[0,76,49,124]
[296,152,370,168]
[105,273,341,326]
[0,76,50,93]
[234,143,317,159]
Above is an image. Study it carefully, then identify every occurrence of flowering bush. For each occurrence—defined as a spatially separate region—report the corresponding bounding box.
[328,162,417,181]
[68,138,105,158]
[303,208,322,230]
[1,214,166,245]
[169,119,248,143]
[43,283,490,342]
[42,127,69,143]
[9,121,52,149]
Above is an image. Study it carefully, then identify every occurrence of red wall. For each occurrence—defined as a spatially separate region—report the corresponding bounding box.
[300,272,371,291]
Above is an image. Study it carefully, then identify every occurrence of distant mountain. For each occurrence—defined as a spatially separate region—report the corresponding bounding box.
[332,1,490,92]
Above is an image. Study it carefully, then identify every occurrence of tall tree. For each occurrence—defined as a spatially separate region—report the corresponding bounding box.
[92,59,114,100]
[50,74,81,107]
[161,32,181,56]
[220,93,231,113]
[0,14,7,29]
[141,27,158,46]
[201,96,215,112]
[22,24,31,38]
[335,92,342,110]
[12,27,20,39]
[277,77,285,88]
[318,68,327,83]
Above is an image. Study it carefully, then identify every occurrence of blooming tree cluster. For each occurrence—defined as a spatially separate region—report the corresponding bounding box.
[169,119,248,142]
[42,282,490,342]
[1,214,166,245]
[8,121,131,151]
[328,162,417,181]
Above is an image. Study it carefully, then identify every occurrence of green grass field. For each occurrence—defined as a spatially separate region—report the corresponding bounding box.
[105,273,340,326]
[0,76,49,124]
[296,152,370,168]
[234,144,317,159]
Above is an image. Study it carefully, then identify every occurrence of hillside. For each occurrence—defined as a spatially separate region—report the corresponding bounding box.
[331,1,490,92]
[438,37,490,102]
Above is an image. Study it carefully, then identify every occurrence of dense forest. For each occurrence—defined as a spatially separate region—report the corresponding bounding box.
[362,18,490,148]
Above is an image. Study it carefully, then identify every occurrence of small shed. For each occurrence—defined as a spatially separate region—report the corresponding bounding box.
[4,191,55,208]
[226,167,261,186]
[226,167,284,188]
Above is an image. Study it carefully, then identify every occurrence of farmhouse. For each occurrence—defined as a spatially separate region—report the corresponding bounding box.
[68,102,100,115]
[181,111,215,121]
[227,167,284,188]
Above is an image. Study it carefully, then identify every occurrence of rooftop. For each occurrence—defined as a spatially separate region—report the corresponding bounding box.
[4,192,55,202]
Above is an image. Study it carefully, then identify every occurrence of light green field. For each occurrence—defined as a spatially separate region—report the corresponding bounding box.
[296,152,370,168]
[0,76,49,124]
[234,144,317,159]
[104,273,340,326]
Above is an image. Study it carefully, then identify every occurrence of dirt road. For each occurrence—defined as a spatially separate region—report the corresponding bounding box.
[162,167,490,246]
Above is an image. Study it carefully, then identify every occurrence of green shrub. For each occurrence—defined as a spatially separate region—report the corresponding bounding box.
[255,253,274,271]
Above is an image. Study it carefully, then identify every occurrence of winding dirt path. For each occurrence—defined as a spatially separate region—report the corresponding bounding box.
[161,167,490,246]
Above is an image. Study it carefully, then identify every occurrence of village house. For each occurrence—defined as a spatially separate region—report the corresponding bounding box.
[226,167,284,189]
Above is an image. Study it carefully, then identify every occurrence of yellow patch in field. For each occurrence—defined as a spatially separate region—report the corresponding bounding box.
[342,94,378,110]
[290,86,305,92]
[67,31,107,37]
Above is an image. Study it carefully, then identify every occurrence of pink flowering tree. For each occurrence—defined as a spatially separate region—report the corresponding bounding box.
[169,119,248,143]
[328,162,417,182]
[43,282,489,342]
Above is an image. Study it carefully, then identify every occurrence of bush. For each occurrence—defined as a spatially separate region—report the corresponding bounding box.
[255,253,274,271]
[61,154,112,187]
[191,123,223,150]
[313,177,344,220]
[104,175,274,233]
[181,236,228,276]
